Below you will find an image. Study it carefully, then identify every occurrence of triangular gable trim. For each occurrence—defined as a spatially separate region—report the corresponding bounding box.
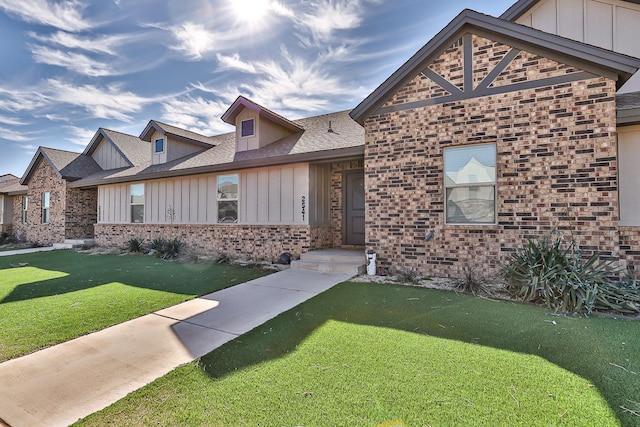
[83,128,134,168]
[350,9,640,125]
[139,120,213,148]
[221,96,304,132]
[20,147,63,185]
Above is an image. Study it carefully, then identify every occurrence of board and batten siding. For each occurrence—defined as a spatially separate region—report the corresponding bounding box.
[91,139,129,170]
[515,0,640,93]
[98,163,331,226]
[618,125,640,226]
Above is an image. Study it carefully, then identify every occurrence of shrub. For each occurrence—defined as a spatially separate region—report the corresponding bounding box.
[454,265,492,297]
[394,266,422,285]
[595,271,640,315]
[0,232,8,244]
[126,237,146,253]
[502,232,617,316]
[149,237,184,259]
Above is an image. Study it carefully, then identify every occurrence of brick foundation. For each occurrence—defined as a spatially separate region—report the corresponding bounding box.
[94,223,333,261]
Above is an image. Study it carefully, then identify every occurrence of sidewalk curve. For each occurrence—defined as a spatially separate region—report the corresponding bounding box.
[0,268,351,427]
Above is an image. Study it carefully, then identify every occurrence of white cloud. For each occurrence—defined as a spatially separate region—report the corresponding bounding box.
[216,53,257,73]
[269,1,294,18]
[0,87,47,113]
[212,47,354,113]
[0,0,91,32]
[295,0,370,45]
[169,22,222,60]
[161,96,233,135]
[0,126,34,142]
[0,115,27,126]
[43,79,152,121]
[30,45,114,77]
[28,31,130,55]
[65,126,96,147]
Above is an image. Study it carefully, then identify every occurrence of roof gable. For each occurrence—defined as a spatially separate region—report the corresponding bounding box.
[221,96,304,133]
[501,0,640,21]
[139,120,214,148]
[20,147,101,185]
[350,9,640,124]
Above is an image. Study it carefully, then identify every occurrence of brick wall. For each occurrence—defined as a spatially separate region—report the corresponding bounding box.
[11,195,26,241]
[94,223,333,260]
[65,187,97,239]
[364,35,619,278]
[24,160,67,245]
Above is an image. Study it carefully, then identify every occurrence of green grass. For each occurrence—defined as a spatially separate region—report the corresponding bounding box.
[0,250,268,361]
[77,282,640,426]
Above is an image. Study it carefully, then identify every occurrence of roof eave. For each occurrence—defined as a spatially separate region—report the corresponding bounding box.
[618,107,640,126]
[20,148,63,185]
[500,0,540,21]
[69,145,365,188]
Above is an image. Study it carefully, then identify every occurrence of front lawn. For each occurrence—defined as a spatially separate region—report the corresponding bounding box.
[77,282,640,426]
[0,250,268,361]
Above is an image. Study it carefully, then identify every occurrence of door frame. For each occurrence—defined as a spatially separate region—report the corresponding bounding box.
[342,169,365,246]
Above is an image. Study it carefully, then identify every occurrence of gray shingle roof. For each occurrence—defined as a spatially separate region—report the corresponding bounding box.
[21,147,102,184]
[0,176,26,195]
[617,91,640,125]
[101,129,150,166]
[70,110,364,187]
[140,120,215,146]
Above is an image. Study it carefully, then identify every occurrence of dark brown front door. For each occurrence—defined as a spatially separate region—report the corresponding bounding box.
[344,171,365,246]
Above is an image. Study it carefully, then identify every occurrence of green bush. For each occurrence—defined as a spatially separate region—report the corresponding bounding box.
[126,237,146,253]
[149,237,184,259]
[595,271,640,315]
[502,232,617,316]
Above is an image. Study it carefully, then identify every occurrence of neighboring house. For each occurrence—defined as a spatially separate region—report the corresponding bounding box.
[0,174,27,235]
[350,4,640,276]
[18,147,102,245]
[66,97,365,259]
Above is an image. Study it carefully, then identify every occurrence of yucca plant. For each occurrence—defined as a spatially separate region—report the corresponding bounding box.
[161,238,184,259]
[454,265,493,297]
[125,237,146,253]
[502,231,617,316]
[595,271,640,315]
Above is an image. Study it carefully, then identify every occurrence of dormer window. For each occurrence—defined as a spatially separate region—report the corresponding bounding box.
[154,138,165,153]
[241,119,255,137]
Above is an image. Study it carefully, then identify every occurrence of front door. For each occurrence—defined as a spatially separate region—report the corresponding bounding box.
[344,171,365,246]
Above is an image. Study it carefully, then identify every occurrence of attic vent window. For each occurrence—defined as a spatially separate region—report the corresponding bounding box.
[154,138,164,153]
[241,119,254,137]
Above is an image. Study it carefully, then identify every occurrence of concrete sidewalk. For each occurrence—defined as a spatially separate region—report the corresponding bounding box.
[0,246,56,257]
[0,268,351,427]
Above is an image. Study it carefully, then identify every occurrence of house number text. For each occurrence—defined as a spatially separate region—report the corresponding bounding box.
[301,196,306,221]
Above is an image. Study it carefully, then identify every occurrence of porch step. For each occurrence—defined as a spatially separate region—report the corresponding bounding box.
[53,239,96,249]
[291,249,366,276]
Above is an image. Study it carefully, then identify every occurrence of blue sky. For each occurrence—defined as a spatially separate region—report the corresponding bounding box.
[0,0,514,177]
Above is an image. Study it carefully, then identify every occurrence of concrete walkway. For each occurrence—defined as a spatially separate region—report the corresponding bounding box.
[0,246,56,257]
[0,268,352,427]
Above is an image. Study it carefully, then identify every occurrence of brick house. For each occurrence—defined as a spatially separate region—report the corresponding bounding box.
[65,96,365,260]
[19,147,102,245]
[0,175,26,235]
[350,6,640,276]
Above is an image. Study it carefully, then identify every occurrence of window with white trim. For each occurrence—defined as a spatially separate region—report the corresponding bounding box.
[154,138,164,153]
[217,175,238,223]
[444,144,496,224]
[130,184,145,223]
[240,119,254,137]
[42,192,50,224]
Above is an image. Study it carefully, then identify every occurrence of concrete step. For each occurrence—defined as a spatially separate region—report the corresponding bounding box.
[291,249,366,276]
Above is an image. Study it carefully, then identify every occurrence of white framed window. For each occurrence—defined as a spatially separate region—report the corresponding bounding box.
[444,143,496,224]
[22,196,28,223]
[154,138,164,153]
[130,183,145,223]
[42,192,50,224]
[240,119,254,137]
[217,175,238,223]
